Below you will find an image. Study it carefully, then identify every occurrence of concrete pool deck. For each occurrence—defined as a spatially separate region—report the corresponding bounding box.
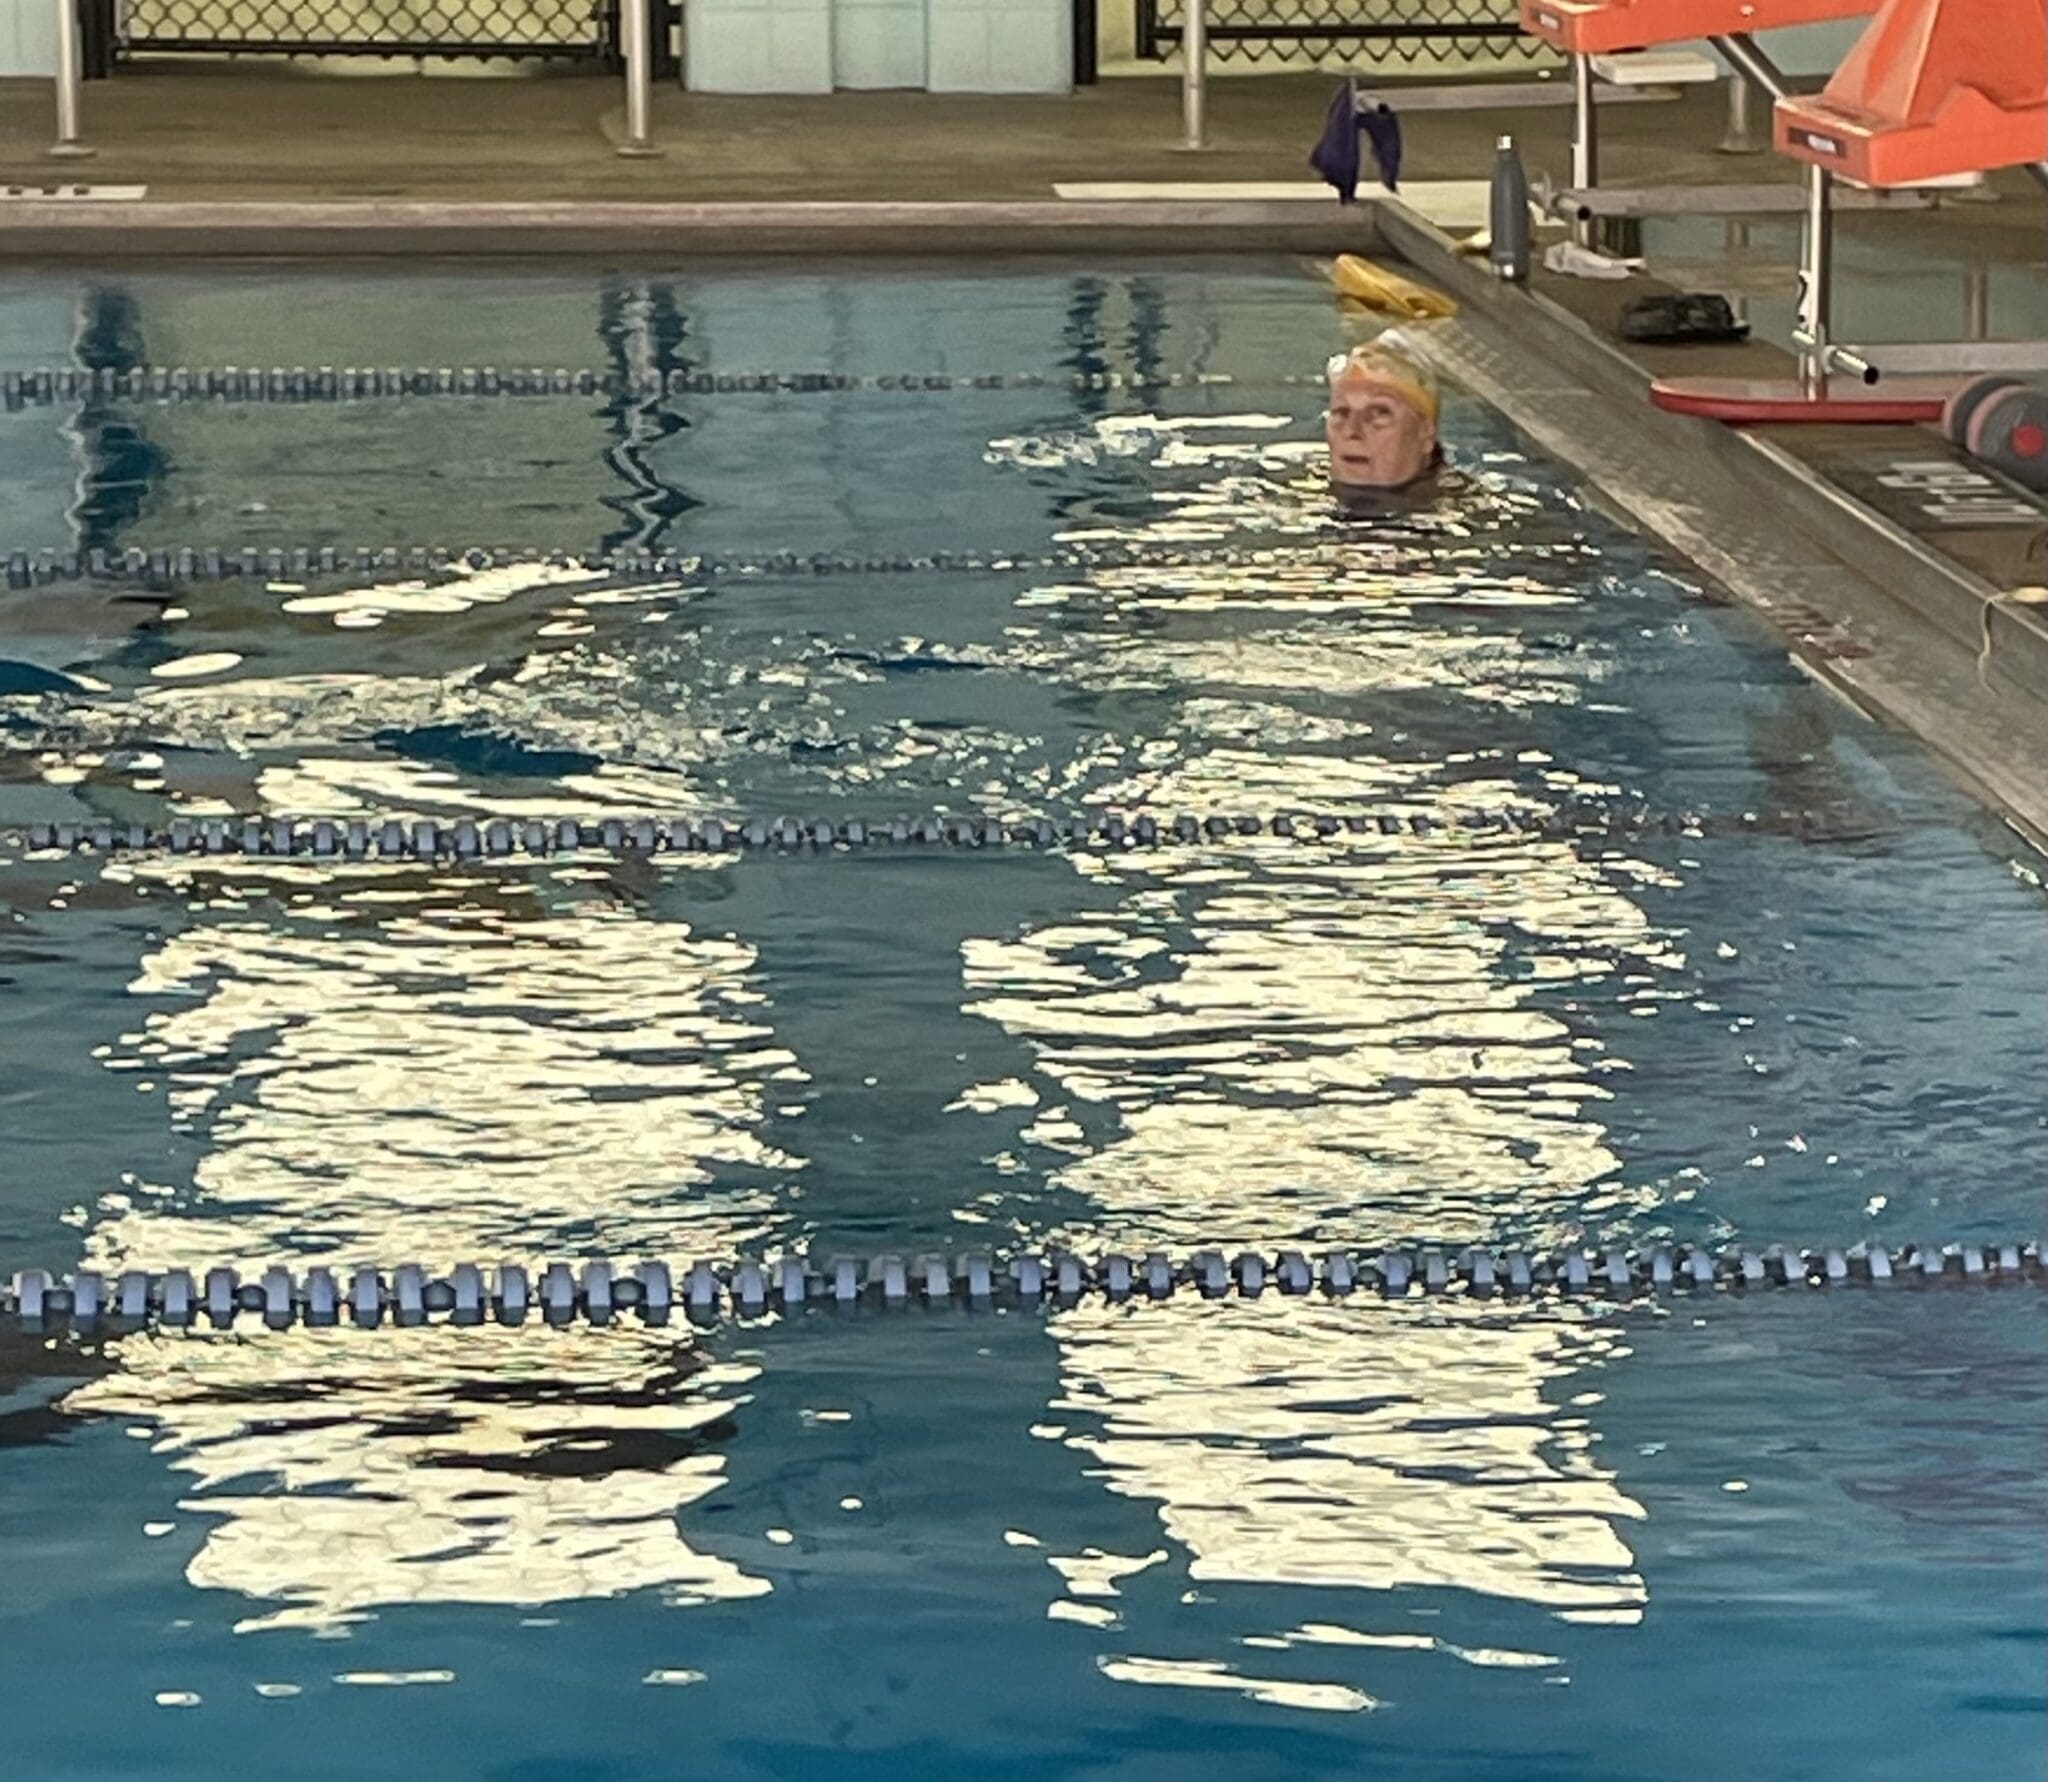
[0,66,2042,844]
[0,67,1865,204]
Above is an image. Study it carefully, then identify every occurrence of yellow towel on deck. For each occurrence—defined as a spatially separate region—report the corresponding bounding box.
[1325,254,1457,321]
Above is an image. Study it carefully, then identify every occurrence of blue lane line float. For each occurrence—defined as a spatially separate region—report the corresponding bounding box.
[7,1243,2038,1330]
[2,538,1455,588]
[0,365,1332,411]
[0,803,1890,865]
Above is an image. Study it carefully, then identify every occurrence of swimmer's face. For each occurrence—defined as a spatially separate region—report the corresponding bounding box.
[1326,374,1437,489]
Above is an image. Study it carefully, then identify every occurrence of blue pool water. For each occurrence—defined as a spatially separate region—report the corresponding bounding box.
[0,262,2042,1779]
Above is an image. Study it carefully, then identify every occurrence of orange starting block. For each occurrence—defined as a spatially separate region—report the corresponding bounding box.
[1514,0,1886,264]
[1519,0,1870,56]
[1645,0,2047,423]
[1775,0,2048,186]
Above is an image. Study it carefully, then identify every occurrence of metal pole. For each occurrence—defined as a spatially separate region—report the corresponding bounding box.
[1724,216,1751,334]
[1717,72,1760,154]
[1965,261,1990,340]
[1179,0,1209,152]
[1709,34,1790,105]
[1569,53,1596,246]
[1788,166,1874,384]
[1712,38,1872,388]
[1794,162,1833,395]
[50,0,96,162]
[615,0,660,159]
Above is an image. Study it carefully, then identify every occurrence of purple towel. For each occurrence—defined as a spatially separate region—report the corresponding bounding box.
[1308,84,1361,203]
[1361,102,1402,193]
[1309,84,1402,201]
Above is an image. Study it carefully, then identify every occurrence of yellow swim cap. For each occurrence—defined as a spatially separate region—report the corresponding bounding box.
[1325,342,1440,426]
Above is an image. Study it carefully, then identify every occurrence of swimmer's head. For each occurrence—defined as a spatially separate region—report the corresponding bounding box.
[1324,340,1440,491]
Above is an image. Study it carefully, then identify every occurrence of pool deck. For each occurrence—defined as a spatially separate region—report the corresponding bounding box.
[0,66,1866,203]
[1,67,2043,843]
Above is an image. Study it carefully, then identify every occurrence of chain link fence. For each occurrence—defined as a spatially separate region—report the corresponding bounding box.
[1137,0,1547,70]
[113,0,618,60]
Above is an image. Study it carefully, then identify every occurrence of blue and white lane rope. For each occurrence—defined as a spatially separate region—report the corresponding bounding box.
[3,539,1510,589]
[6,1243,2040,1330]
[0,804,1888,864]
[0,365,1317,410]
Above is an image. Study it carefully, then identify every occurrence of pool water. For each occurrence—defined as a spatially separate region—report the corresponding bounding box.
[0,262,2042,1780]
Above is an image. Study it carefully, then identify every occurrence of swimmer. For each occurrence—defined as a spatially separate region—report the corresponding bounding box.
[1324,340,1442,493]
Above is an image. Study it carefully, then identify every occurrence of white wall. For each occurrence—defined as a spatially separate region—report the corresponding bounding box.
[688,0,1069,92]
[927,0,1068,93]
[1,3,60,78]
[835,0,925,88]
[686,0,835,92]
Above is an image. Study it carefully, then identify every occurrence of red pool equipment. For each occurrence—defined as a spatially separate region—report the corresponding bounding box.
[1519,0,1872,56]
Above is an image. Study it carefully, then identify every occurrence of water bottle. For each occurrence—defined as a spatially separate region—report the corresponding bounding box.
[1489,134,1531,284]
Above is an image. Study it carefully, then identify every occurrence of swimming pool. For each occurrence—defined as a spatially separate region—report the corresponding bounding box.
[0,260,2042,1780]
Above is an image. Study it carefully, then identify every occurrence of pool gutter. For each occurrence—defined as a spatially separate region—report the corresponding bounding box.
[1366,199,2048,854]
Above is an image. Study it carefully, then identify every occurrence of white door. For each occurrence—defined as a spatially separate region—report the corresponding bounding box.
[686,0,835,93]
[925,0,1069,93]
[834,0,925,88]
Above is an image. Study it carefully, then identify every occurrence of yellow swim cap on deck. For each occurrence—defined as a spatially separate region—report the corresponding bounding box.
[1325,342,1440,426]
[1325,254,1457,322]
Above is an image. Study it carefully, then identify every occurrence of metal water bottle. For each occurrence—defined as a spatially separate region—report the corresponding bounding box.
[1489,134,1531,283]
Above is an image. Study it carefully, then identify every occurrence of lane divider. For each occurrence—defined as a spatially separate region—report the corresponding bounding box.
[7,1242,2039,1330]
[0,365,1321,410]
[1,540,1447,590]
[0,805,1888,863]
